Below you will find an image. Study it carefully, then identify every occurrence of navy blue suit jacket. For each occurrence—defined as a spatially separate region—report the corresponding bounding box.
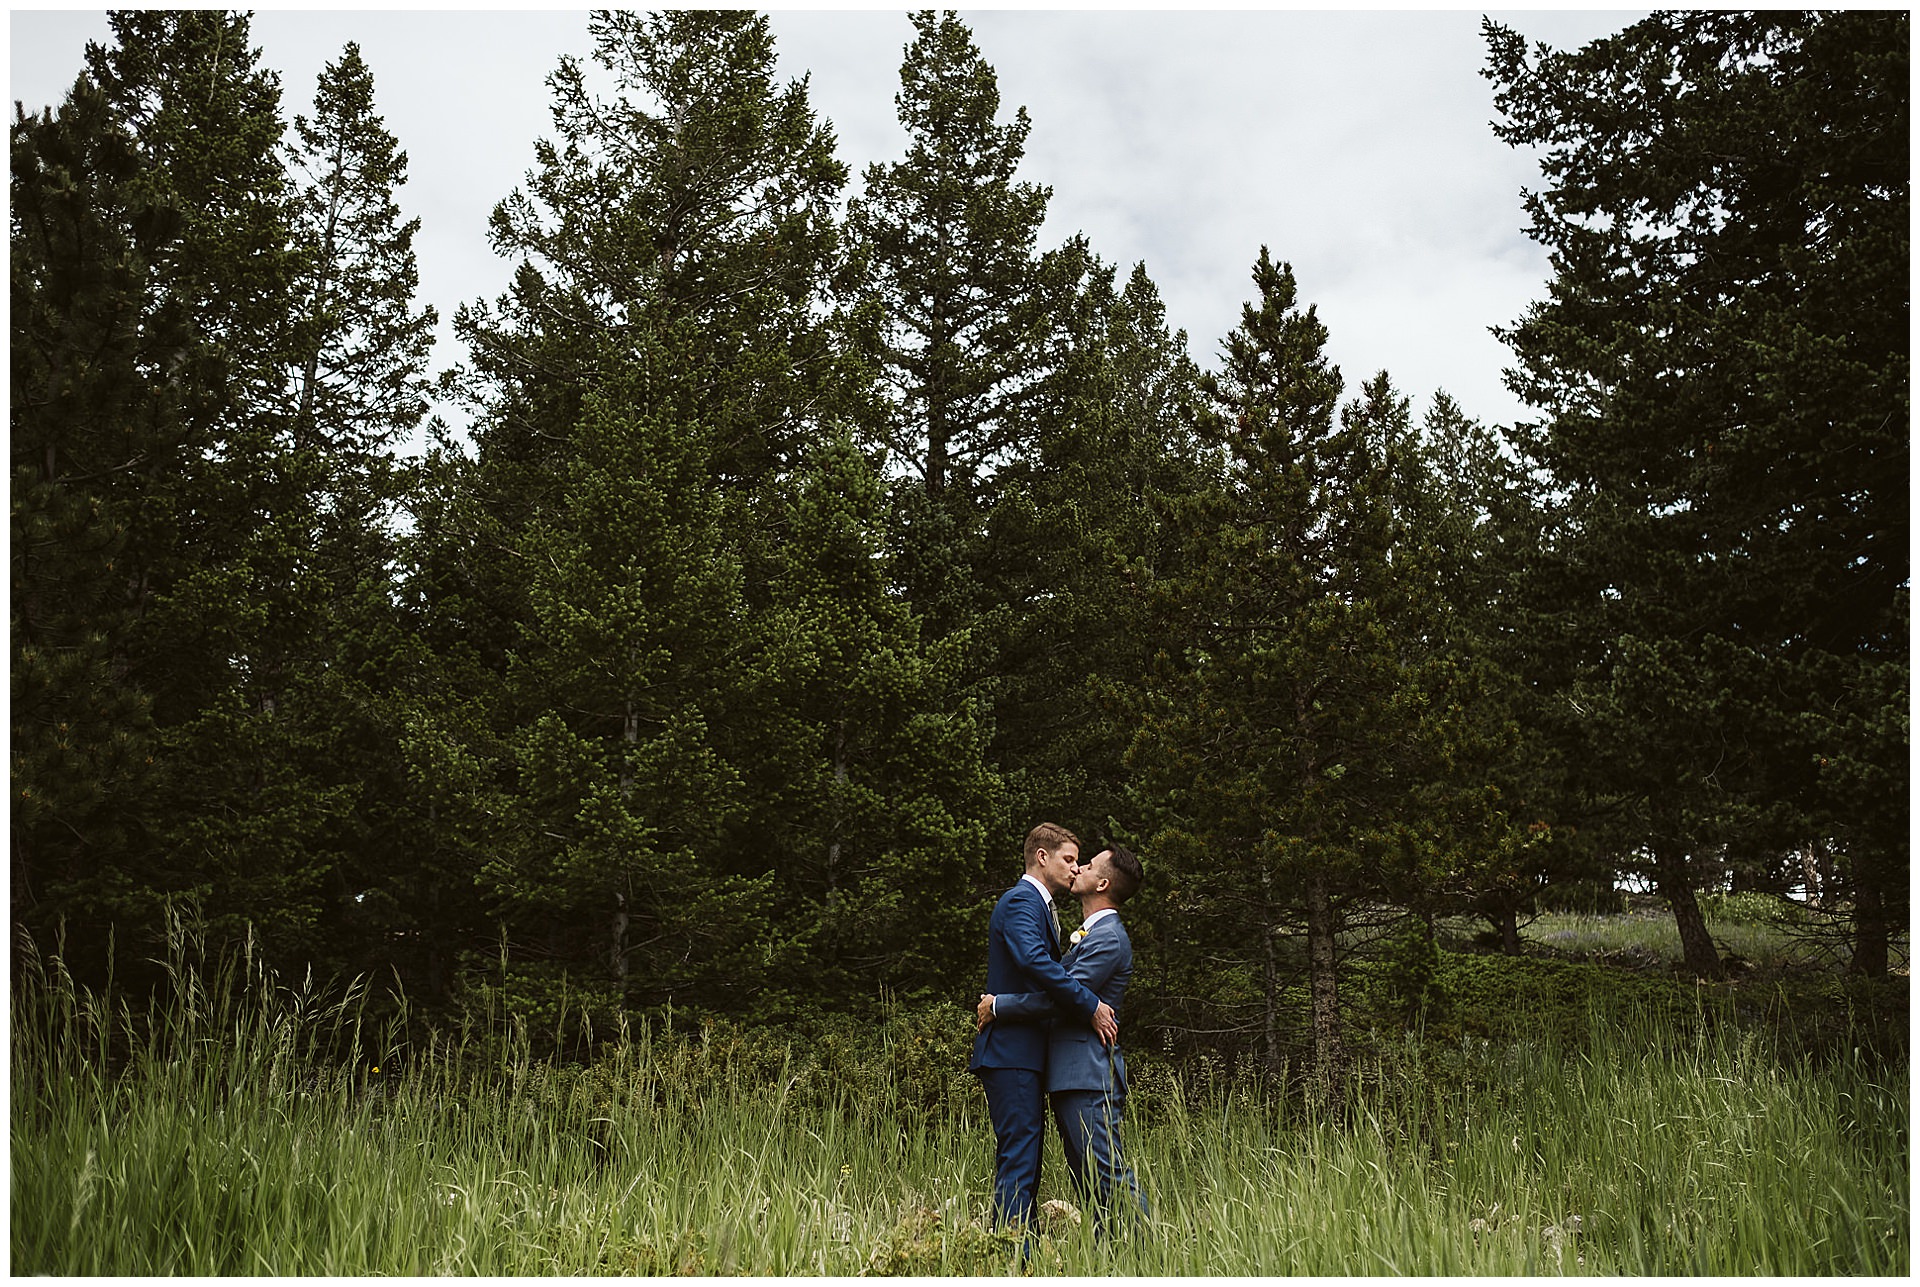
[970,878,1104,1073]
[992,912,1133,1092]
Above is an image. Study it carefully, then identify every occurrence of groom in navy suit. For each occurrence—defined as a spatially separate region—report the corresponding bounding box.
[980,845,1149,1232]
[969,823,1117,1229]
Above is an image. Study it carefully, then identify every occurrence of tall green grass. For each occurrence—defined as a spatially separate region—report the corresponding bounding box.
[11,924,1907,1275]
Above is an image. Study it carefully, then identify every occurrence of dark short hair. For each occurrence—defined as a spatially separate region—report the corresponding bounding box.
[1102,845,1143,904]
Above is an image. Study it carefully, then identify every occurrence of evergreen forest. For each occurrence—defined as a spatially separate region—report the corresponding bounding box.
[11,7,1909,1096]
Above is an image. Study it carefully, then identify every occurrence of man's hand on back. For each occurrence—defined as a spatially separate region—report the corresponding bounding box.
[1093,1001,1118,1046]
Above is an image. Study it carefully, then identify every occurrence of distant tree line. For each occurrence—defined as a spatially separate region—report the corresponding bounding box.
[11,10,1907,1083]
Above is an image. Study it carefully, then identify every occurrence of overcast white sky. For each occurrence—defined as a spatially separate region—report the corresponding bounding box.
[11,6,1648,437]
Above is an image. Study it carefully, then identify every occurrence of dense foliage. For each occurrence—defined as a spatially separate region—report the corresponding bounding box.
[1483,10,1909,978]
[11,9,1908,1087]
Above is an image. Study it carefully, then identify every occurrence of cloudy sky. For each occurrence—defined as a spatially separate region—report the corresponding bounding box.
[12,6,1646,436]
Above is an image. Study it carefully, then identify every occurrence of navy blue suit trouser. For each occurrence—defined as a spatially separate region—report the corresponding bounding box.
[978,1067,1046,1226]
[1052,1086,1148,1230]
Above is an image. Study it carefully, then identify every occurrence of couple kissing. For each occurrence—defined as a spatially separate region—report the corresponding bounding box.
[969,822,1149,1238]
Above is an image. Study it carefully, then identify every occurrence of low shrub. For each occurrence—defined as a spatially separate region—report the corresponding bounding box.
[1431,951,1712,1046]
[1699,890,1809,928]
[1535,879,1626,915]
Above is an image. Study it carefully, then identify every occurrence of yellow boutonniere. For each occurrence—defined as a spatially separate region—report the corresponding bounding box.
[1069,928,1087,947]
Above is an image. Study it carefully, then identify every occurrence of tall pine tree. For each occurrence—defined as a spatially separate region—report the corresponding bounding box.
[12,72,174,971]
[419,9,863,1019]
[13,11,345,974]
[846,9,1051,640]
[747,430,1002,1004]
[1486,11,1908,975]
[280,41,440,985]
[1133,253,1510,1108]
[981,242,1209,836]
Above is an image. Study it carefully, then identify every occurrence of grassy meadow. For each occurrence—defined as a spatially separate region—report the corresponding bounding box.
[10,911,1909,1276]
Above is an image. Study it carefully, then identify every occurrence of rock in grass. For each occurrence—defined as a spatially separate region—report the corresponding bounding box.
[1039,1199,1082,1230]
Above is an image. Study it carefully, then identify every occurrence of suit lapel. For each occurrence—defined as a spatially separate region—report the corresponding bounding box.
[1066,913,1111,959]
[1027,881,1061,955]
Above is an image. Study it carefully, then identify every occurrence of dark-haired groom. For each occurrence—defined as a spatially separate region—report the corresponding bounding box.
[979,845,1149,1233]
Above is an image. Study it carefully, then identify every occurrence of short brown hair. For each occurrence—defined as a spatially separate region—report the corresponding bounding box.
[1102,845,1143,904]
[1024,822,1079,866]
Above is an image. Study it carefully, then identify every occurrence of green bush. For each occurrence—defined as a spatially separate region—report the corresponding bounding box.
[1699,890,1808,928]
[1381,919,1448,1027]
[1433,951,1713,1046]
[1535,879,1626,915]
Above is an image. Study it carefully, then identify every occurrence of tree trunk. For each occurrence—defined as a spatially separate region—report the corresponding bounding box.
[1258,906,1284,1080]
[1801,844,1824,908]
[621,698,641,797]
[1730,859,1756,894]
[609,891,629,981]
[1491,904,1521,954]
[1305,872,1346,1117]
[826,721,846,897]
[1256,866,1284,1077]
[925,232,949,495]
[425,874,448,1001]
[1656,845,1723,979]
[1849,852,1890,977]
